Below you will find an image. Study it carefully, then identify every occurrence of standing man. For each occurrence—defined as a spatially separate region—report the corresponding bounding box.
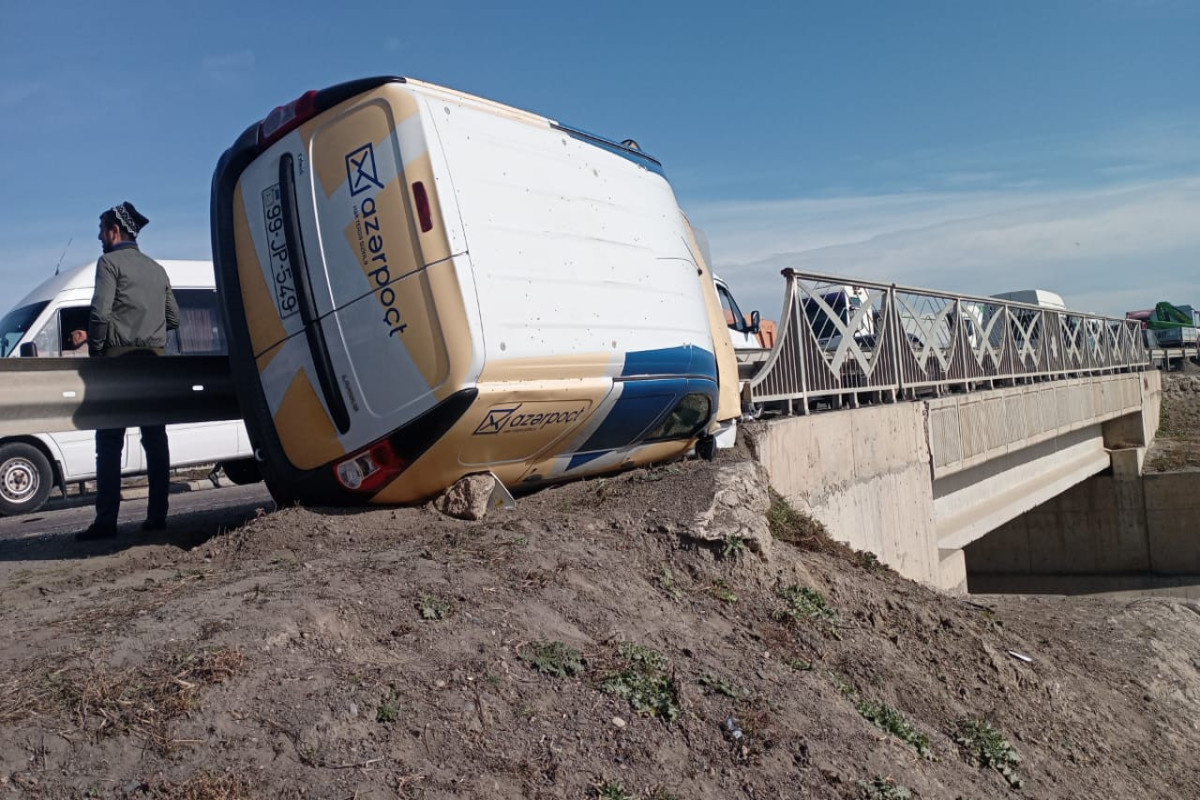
[77,202,179,541]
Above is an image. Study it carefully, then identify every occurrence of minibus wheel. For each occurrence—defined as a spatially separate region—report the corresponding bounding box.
[0,442,53,516]
[220,458,262,486]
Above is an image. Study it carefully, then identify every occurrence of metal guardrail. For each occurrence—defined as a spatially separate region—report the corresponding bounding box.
[0,356,240,436]
[748,269,1147,413]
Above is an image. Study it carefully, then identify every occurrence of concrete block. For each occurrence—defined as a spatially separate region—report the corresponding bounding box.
[1109,447,1145,477]
[939,548,967,594]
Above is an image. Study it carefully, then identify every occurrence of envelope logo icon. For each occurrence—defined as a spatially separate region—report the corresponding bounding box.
[345,143,384,196]
[474,406,520,435]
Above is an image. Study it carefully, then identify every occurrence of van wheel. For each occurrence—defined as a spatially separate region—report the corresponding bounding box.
[220,458,262,486]
[0,443,53,516]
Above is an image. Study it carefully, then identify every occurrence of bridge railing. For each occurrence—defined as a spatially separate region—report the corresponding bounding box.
[748,269,1146,412]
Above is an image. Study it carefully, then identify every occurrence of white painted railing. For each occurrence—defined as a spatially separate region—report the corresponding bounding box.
[748,269,1147,413]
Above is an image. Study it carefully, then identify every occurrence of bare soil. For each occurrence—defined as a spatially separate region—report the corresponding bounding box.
[1146,373,1200,472]
[2,396,1200,798]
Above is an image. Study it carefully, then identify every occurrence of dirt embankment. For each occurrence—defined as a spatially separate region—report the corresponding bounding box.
[3,444,1200,798]
[1146,372,1200,472]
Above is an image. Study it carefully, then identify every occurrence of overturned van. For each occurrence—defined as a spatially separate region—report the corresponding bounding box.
[211,76,739,506]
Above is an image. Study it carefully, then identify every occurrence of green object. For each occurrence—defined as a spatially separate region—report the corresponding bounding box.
[1146,301,1194,330]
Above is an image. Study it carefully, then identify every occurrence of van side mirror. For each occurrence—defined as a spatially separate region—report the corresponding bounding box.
[18,342,37,358]
[748,310,761,335]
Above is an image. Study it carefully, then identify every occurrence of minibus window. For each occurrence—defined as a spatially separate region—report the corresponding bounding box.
[717,284,747,332]
[58,307,89,356]
[645,393,712,441]
[29,312,61,357]
[0,301,48,357]
[174,289,227,355]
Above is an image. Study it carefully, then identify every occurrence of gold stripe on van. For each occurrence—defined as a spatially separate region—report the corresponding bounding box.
[232,184,285,369]
[273,369,346,469]
[423,259,472,403]
[313,88,421,200]
[478,353,616,383]
[404,151,453,266]
[682,213,740,425]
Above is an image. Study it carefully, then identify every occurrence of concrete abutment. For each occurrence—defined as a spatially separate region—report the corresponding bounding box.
[748,371,1162,594]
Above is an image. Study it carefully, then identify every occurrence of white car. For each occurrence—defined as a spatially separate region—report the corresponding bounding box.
[0,259,258,515]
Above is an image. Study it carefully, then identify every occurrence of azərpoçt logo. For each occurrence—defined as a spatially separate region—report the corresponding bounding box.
[474,403,588,436]
[346,142,406,338]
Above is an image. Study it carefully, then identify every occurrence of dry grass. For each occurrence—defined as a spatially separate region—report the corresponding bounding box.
[144,772,258,799]
[767,490,888,571]
[0,646,245,753]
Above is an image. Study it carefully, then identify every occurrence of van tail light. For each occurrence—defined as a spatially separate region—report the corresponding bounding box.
[334,437,409,493]
[412,182,433,232]
[258,90,318,148]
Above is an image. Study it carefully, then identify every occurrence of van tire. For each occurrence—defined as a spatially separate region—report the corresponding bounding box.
[220,458,262,486]
[0,443,53,516]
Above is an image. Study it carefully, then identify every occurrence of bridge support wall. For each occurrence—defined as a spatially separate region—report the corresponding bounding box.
[748,403,949,589]
[750,371,1162,595]
[966,471,1200,593]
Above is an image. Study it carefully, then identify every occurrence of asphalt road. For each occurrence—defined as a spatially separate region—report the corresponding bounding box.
[0,481,275,561]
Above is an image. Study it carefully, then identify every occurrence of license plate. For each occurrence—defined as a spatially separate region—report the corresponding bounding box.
[261,184,299,320]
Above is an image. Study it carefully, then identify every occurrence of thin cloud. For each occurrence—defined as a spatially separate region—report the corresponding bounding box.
[0,82,41,107]
[698,177,1200,320]
[200,50,255,84]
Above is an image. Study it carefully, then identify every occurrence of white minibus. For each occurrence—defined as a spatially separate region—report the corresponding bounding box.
[0,260,258,515]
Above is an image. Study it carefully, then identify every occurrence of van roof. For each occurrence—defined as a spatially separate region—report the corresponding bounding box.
[12,259,215,308]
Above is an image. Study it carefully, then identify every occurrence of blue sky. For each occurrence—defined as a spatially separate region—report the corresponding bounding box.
[1,0,1196,320]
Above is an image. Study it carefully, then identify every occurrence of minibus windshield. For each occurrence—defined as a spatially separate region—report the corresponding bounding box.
[0,301,49,357]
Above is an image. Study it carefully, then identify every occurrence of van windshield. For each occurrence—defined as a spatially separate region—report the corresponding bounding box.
[0,301,49,357]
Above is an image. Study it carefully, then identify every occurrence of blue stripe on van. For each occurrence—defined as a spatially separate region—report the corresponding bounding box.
[620,345,718,381]
[567,450,609,471]
[570,377,719,467]
[551,123,667,178]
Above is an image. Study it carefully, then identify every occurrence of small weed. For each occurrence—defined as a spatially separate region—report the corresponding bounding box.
[648,787,679,800]
[859,776,914,800]
[657,566,683,600]
[856,699,933,760]
[776,585,838,634]
[600,643,680,721]
[518,703,535,720]
[699,674,741,698]
[519,639,584,678]
[830,672,857,697]
[721,535,747,561]
[955,718,1022,788]
[377,689,401,723]
[593,780,631,800]
[416,593,452,620]
[711,579,738,604]
[785,657,813,671]
[855,551,884,572]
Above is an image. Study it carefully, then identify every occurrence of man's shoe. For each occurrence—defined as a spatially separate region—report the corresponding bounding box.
[142,518,167,532]
[75,524,117,541]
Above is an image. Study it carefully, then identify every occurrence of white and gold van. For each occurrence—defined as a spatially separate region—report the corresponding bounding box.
[210,77,738,506]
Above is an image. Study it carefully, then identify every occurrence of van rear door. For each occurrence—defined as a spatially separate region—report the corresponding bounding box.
[231,83,462,466]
